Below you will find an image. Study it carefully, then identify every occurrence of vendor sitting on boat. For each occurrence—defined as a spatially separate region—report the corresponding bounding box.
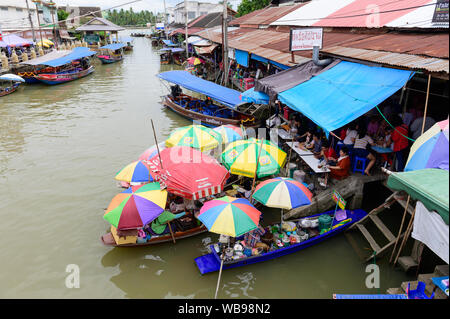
[170,84,182,101]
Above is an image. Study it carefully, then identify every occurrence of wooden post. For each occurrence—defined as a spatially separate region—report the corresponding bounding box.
[151,119,163,170]
[249,139,265,202]
[167,221,176,244]
[393,208,416,266]
[421,74,431,135]
[285,141,293,177]
[389,195,410,263]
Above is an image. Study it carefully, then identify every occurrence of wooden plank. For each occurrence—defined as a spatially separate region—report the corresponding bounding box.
[347,194,396,231]
[370,215,396,242]
[356,224,381,253]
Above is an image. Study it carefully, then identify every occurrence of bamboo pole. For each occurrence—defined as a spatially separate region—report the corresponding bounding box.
[393,208,416,266]
[389,195,410,263]
[421,74,431,135]
[249,139,265,202]
[214,249,225,299]
[150,119,163,169]
[167,221,176,244]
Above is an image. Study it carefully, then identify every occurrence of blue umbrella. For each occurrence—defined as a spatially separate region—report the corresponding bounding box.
[0,74,25,82]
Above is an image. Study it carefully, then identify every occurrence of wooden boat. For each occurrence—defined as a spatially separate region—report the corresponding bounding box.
[194,209,368,274]
[160,52,170,65]
[0,82,20,97]
[163,94,258,128]
[98,54,123,64]
[101,223,208,247]
[34,65,94,85]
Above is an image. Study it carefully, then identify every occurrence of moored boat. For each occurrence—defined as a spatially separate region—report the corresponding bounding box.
[194,209,368,274]
[97,43,125,64]
[0,74,24,97]
[17,50,72,83]
[158,70,259,128]
[35,65,95,85]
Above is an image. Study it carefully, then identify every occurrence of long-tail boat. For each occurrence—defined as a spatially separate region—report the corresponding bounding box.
[31,47,96,85]
[97,43,125,64]
[0,74,24,97]
[157,70,259,128]
[195,209,368,274]
[17,50,71,83]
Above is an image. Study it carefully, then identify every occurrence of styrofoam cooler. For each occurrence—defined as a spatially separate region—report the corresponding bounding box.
[293,169,306,182]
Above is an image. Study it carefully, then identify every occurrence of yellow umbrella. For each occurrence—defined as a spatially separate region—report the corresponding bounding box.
[221,138,287,178]
[165,125,221,151]
[37,39,54,47]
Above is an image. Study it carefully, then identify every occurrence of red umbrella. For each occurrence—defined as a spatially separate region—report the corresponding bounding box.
[146,146,230,199]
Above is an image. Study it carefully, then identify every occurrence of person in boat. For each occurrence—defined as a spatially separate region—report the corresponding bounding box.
[170,84,182,101]
[243,225,269,253]
[319,146,351,188]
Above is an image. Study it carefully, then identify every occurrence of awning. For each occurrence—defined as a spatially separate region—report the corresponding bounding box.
[160,48,184,53]
[255,60,339,102]
[157,71,242,108]
[278,61,414,133]
[20,50,72,66]
[195,44,218,55]
[251,53,268,64]
[387,169,449,225]
[37,47,96,67]
[161,39,178,47]
[185,36,212,46]
[240,87,270,104]
[100,43,126,51]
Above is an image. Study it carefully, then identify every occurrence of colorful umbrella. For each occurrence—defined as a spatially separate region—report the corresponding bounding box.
[221,138,287,178]
[165,125,221,151]
[147,146,230,199]
[197,196,261,237]
[138,142,166,161]
[252,177,313,210]
[405,119,449,171]
[187,57,204,65]
[104,183,167,230]
[213,125,244,144]
[115,160,154,183]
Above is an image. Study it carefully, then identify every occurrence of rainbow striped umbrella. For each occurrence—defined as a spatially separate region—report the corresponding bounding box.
[115,160,154,183]
[252,177,313,209]
[197,196,261,237]
[165,125,221,151]
[213,125,244,144]
[138,142,166,161]
[104,183,167,230]
[221,138,287,178]
[405,119,449,171]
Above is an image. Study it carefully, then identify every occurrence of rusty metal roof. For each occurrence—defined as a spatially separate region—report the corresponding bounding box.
[230,3,306,27]
[322,46,449,74]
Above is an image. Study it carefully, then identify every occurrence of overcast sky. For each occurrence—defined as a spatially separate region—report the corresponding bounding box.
[52,0,242,12]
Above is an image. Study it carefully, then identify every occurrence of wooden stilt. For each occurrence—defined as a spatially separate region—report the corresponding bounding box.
[389,195,410,263]
[393,208,416,266]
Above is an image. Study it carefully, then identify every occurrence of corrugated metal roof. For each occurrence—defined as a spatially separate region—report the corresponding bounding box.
[272,0,449,29]
[322,46,449,73]
[230,3,306,27]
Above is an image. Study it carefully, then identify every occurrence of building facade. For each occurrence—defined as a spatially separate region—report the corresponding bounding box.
[0,0,43,31]
[169,1,223,24]
[62,6,103,29]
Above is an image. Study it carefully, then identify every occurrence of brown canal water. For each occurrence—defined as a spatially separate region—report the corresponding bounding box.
[0,31,414,299]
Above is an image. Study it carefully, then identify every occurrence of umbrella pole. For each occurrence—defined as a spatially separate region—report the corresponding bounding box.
[249,139,265,202]
[214,239,227,299]
[151,119,163,169]
[393,208,416,266]
[167,221,176,244]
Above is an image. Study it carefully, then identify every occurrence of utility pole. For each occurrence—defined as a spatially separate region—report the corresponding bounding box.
[49,2,58,49]
[222,1,229,85]
[25,0,37,43]
[184,0,189,58]
[163,0,168,40]
[31,0,44,48]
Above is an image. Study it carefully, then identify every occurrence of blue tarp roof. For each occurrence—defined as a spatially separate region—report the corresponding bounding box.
[278,61,414,134]
[160,48,184,53]
[240,87,270,104]
[100,43,126,50]
[161,39,178,47]
[158,71,242,108]
[38,47,96,67]
[120,37,133,43]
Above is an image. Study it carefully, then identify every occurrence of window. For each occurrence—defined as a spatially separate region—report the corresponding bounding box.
[16,8,23,12]
[200,11,208,15]
[188,11,196,19]
[0,7,8,11]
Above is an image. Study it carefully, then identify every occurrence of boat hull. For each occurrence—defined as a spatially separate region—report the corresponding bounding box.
[163,95,258,128]
[0,84,19,97]
[101,224,208,247]
[98,56,123,64]
[34,66,94,85]
[195,209,368,274]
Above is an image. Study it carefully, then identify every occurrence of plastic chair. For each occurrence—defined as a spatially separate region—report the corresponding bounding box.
[407,282,435,299]
[353,156,368,175]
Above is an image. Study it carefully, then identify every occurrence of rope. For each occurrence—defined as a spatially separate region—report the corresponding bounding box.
[375,106,416,142]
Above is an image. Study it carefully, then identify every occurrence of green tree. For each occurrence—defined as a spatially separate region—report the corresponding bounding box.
[236,0,271,17]
[57,9,70,22]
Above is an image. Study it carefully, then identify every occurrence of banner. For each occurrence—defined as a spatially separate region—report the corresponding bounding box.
[331,189,346,210]
[156,23,165,30]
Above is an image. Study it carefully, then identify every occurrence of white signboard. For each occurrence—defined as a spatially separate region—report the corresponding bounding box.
[290,28,323,51]
[156,23,165,30]
[228,48,235,60]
